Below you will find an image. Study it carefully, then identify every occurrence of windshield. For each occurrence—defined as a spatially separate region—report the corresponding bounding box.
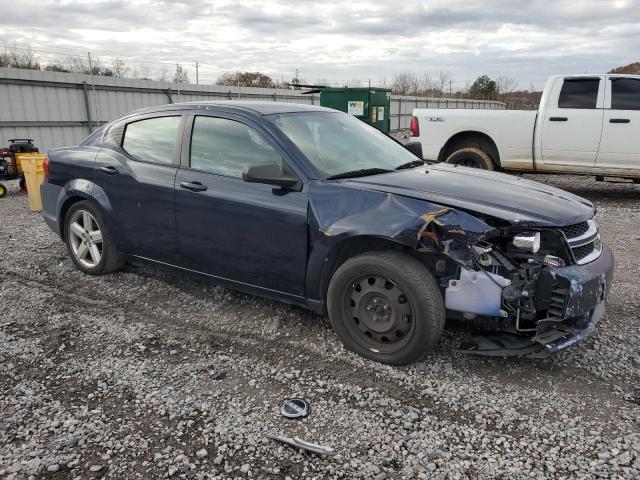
[269,112,421,178]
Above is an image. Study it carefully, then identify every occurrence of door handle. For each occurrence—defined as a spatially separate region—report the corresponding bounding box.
[98,166,119,175]
[549,117,568,122]
[180,181,208,192]
[610,118,630,124]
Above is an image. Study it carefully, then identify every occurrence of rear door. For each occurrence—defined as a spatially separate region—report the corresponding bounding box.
[174,113,308,296]
[541,76,605,167]
[95,113,184,262]
[596,76,640,170]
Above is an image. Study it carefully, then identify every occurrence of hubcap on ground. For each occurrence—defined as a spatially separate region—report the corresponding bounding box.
[345,274,414,350]
[69,210,103,268]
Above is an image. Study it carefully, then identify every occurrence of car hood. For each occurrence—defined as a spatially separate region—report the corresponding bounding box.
[341,164,594,227]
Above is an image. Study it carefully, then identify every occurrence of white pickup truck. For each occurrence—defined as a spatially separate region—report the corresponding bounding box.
[410,74,640,180]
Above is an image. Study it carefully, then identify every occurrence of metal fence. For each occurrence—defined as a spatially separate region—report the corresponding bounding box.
[0,67,505,152]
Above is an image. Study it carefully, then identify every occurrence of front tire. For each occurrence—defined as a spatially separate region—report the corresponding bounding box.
[327,251,445,365]
[64,201,123,275]
[445,147,495,170]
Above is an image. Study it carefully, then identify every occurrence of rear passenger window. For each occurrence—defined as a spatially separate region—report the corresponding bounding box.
[611,78,640,110]
[122,116,181,165]
[190,116,282,177]
[558,79,600,109]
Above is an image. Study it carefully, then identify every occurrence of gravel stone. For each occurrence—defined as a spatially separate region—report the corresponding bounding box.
[0,176,639,479]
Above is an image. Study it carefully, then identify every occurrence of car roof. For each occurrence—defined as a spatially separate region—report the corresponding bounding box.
[130,101,335,117]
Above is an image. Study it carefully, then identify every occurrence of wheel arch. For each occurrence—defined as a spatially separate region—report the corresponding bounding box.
[438,131,501,168]
[58,181,114,240]
[317,234,445,313]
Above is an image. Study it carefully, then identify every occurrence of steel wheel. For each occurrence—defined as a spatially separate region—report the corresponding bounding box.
[342,273,416,353]
[68,210,103,268]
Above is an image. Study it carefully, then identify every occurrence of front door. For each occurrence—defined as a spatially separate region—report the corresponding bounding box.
[94,114,183,263]
[541,76,604,167]
[174,114,308,297]
[597,76,640,170]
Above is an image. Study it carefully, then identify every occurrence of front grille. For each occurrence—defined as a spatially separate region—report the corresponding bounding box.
[560,221,589,239]
[559,219,601,265]
[571,242,596,262]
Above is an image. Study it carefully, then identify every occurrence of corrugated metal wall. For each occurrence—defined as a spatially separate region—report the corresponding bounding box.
[0,67,505,152]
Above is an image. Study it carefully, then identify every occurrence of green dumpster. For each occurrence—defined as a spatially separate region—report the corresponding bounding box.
[319,87,391,133]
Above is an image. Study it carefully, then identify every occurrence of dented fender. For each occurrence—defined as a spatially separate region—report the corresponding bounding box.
[305,182,497,303]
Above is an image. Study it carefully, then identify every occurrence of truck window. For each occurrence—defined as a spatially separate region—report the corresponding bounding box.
[611,78,640,110]
[558,78,600,109]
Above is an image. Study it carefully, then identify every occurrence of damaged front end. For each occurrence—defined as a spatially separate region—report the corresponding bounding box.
[428,216,615,357]
[309,183,614,357]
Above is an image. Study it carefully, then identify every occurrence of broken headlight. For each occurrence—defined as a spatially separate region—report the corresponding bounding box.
[512,232,541,253]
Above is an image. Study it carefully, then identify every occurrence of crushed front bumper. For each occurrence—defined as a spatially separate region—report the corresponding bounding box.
[460,244,615,357]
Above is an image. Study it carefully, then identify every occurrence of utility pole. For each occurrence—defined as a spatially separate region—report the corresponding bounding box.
[195,61,199,85]
[449,79,452,96]
[87,52,99,128]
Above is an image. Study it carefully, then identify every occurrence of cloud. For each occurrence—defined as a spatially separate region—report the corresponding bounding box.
[0,0,638,89]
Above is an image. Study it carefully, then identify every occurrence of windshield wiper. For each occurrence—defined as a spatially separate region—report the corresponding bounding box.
[395,159,426,170]
[326,168,394,180]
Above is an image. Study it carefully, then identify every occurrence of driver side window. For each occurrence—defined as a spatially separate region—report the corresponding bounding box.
[190,116,282,178]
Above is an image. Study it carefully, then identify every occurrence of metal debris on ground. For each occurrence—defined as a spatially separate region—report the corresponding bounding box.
[267,434,334,456]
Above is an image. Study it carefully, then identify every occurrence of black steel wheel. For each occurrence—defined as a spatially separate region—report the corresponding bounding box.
[344,273,415,351]
[328,251,445,365]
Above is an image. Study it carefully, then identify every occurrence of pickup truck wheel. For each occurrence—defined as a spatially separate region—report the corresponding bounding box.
[445,147,495,170]
[327,251,445,365]
[64,201,123,275]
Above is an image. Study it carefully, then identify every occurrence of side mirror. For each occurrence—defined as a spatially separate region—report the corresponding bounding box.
[242,162,301,190]
[404,141,423,159]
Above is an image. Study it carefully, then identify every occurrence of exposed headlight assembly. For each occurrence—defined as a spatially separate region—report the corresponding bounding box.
[512,232,541,253]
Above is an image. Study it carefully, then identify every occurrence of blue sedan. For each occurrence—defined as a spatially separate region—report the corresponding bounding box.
[41,102,613,364]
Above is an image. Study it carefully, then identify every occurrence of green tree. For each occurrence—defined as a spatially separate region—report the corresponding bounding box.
[216,71,275,88]
[469,75,498,98]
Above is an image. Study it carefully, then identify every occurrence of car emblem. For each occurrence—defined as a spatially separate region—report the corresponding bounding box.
[280,398,311,419]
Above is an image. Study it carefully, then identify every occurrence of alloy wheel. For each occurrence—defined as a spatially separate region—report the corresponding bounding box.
[68,210,103,268]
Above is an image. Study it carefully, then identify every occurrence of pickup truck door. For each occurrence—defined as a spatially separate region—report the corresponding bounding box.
[540,76,605,167]
[596,76,640,170]
[174,113,309,297]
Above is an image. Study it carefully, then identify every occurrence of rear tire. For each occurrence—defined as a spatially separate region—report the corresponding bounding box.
[64,201,123,275]
[445,147,495,170]
[327,251,445,365]
[0,184,6,198]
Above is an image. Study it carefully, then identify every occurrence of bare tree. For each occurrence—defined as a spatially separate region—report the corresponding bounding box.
[436,71,453,94]
[418,73,435,95]
[391,72,419,95]
[173,64,189,84]
[0,45,40,70]
[496,75,518,94]
[111,58,130,78]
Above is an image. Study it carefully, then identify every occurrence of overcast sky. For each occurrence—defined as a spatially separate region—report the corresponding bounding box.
[1,0,639,89]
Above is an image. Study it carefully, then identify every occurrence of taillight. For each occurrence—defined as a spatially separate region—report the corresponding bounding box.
[43,155,50,179]
[409,116,420,137]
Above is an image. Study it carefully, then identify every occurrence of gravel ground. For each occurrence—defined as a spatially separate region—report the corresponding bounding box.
[1,175,639,479]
